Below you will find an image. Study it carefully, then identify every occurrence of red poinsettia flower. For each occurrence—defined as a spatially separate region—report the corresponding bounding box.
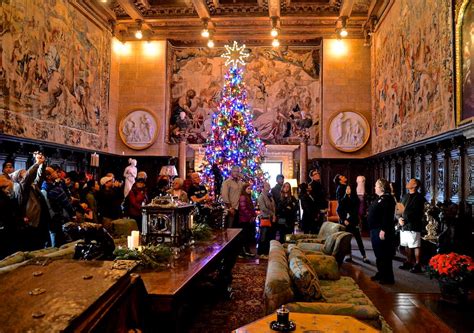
[428,253,474,283]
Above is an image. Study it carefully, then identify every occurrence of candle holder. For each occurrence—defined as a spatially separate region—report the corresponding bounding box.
[270,305,296,331]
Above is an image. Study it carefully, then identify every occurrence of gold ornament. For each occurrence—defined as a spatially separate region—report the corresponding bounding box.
[222,41,250,67]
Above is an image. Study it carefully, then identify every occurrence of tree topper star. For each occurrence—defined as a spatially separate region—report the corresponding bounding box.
[222,41,250,67]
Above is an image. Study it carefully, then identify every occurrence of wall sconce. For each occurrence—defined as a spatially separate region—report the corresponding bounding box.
[201,18,210,38]
[135,19,143,39]
[270,16,280,37]
[272,38,280,47]
[338,16,348,38]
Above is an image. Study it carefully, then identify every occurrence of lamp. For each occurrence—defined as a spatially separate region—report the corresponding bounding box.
[135,20,143,39]
[201,18,210,38]
[270,16,280,37]
[338,16,348,38]
[272,38,280,48]
[207,32,215,48]
[159,165,178,191]
[159,165,178,178]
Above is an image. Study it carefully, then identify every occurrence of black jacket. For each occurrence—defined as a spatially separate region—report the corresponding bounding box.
[368,193,396,234]
[400,192,425,232]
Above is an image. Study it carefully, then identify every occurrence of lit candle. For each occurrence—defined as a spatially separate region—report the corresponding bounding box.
[190,214,194,228]
[127,236,132,249]
[131,230,140,249]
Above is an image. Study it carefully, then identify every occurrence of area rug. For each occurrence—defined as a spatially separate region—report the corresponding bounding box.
[187,258,267,332]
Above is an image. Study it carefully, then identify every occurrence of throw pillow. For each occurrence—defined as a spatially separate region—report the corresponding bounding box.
[306,254,340,280]
[289,256,323,301]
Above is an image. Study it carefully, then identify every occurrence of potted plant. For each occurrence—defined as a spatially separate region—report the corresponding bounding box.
[428,252,474,304]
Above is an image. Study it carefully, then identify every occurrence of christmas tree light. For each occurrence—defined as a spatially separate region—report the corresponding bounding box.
[201,42,266,198]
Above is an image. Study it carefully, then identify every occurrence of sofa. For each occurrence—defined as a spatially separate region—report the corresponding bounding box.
[286,221,345,244]
[264,240,391,332]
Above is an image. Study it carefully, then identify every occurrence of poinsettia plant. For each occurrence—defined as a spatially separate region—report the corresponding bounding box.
[428,252,474,283]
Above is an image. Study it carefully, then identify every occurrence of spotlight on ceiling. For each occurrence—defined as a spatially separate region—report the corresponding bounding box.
[338,16,348,38]
[201,19,210,38]
[135,20,143,39]
[270,16,280,37]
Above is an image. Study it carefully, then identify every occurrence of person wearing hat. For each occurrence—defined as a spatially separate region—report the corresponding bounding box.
[97,175,124,230]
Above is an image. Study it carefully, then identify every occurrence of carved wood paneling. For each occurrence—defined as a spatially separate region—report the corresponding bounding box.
[466,143,474,203]
[424,153,433,203]
[435,150,446,204]
[404,155,412,184]
[449,149,461,203]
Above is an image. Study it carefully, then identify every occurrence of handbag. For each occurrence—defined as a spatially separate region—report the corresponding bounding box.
[260,217,272,227]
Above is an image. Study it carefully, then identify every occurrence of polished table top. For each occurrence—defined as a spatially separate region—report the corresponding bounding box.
[233,312,380,333]
[139,228,241,296]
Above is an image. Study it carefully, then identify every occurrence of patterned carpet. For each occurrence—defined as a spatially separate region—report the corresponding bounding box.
[187,258,267,333]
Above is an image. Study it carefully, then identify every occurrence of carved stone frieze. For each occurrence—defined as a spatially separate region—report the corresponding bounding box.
[424,156,433,202]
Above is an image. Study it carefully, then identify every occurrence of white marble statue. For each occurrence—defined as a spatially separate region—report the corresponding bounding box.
[123,158,138,197]
[356,175,366,196]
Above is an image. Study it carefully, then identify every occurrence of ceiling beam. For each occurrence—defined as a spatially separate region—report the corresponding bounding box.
[339,0,355,18]
[116,0,154,31]
[191,0,216,29]
[268,0,281,18]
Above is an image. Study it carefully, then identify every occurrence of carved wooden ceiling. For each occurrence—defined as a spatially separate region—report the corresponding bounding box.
[91,0,389,45]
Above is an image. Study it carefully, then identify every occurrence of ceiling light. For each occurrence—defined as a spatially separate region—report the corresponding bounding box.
[135,20,143,39]
[207,39,215,48]
[201,28,209,38]
[270,16,280,38]
[272,39,280,47]
[338,16,348,38]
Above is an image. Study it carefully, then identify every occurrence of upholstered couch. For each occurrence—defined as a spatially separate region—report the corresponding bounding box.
[286,221,345,244]
[264,240,391,332]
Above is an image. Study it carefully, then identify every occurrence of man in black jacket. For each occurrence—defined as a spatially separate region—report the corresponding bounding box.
[398,178,426,273]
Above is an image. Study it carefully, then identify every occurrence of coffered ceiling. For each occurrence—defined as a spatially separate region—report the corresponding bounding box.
[91,0,390,44]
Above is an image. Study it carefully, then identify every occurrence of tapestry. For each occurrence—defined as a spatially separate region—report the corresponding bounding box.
[0,0,110,150]
[372,0,454,153]
[167,43,321,145]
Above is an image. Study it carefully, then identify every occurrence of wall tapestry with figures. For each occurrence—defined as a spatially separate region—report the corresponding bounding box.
[167,42,321,145]
[372,0,455,154]
[0,0,110,151]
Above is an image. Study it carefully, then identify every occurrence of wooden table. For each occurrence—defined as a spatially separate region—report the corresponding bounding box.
[0,259,145,333]
[139,228,242,331]
[233,312,380,333]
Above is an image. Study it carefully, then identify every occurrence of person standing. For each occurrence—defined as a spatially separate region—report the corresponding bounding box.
[271,174,284,206]
[338,185,369,263]
[238,183,257,257]
[398,178,426,273]
[221,166,243,228]
[308,169,327,232]
[125,178,148,232]
[257,182,276,258]
[275,182,298,243]
[298,183,317,234]
[368,179,396,284]
[333,173,348,223]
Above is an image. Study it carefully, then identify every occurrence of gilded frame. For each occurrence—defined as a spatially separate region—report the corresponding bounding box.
[327,111,370,153]
[119,109,158,150]
[456,0,474,125]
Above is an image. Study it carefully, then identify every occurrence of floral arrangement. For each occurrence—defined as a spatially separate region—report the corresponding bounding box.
[114,244,172,269]
[428,252,474,283]
[191,223,213,241]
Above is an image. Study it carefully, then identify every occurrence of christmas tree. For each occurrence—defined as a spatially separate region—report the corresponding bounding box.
[201,42,266,198]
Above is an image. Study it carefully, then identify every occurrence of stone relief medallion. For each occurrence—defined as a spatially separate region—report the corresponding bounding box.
[119,109,158,150]
[328,111,370,153]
